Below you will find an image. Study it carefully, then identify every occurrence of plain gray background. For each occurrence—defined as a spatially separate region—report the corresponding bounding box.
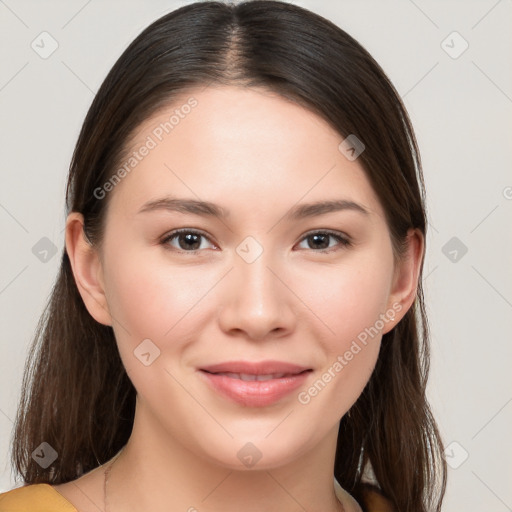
[1,0,511,509]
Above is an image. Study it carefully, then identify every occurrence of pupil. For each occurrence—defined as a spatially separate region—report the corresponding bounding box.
[310,234,328,249]
[180,233,200,250]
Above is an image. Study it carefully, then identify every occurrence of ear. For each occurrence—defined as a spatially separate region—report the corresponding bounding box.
[65,212,112,326]
[382,228,424,334]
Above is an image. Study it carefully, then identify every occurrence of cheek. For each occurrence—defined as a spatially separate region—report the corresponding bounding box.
[101,246,219,359]
[295,254,394,348]
[291,251,393,412]
[101,251,225,401]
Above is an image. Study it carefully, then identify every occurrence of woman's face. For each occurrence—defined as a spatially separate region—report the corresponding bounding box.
[71,85,417,470]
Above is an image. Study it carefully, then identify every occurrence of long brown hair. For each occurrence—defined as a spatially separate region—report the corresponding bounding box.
[10,1,446,510]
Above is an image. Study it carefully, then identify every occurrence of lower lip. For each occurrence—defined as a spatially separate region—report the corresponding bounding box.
[198,370,311,407]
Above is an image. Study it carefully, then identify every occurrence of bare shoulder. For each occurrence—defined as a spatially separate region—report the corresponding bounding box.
[52,466,105,512]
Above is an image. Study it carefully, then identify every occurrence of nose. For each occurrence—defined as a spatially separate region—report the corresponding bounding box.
[217,252,296,341]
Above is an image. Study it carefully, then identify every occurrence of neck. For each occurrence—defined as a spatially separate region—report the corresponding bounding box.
[103,399,348,512]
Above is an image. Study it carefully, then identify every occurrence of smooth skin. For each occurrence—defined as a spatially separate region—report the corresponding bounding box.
[57,85,423,512]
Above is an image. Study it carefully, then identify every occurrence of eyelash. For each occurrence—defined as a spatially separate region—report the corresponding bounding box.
[160,228,352,254]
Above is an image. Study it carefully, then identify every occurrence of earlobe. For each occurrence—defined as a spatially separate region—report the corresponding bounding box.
[382,228,424,334]
[65,212,112,326]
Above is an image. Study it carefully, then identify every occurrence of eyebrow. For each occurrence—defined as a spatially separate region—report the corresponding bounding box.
[137,197,370,219]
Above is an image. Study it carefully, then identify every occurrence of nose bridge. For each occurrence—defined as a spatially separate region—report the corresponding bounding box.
[219,238,294,339]
[238,254,278,312]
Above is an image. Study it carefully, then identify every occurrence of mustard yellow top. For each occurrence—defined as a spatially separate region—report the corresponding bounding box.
[0,484,76,511]
[0,481,394,511]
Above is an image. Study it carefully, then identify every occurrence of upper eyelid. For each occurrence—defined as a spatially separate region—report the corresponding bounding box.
[160,228,215,245]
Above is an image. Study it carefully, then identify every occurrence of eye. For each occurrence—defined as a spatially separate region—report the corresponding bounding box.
[296,230,352,253]
[160,228,351,254]
[160,229,216,252]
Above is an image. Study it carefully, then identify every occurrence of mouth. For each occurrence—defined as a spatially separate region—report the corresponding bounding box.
[201,370,310,381]
[197,361,312,407]
[199,359,311,376]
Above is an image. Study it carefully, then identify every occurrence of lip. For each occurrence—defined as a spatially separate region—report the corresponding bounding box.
[198,360,312,407]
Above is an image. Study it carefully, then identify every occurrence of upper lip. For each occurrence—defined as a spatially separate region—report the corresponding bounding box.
[199,360,311,375]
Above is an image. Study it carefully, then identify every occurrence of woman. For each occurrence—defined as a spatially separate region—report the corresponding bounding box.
[0,1,447,511]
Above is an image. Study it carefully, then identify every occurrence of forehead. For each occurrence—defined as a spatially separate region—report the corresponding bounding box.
[107,85,384,221]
